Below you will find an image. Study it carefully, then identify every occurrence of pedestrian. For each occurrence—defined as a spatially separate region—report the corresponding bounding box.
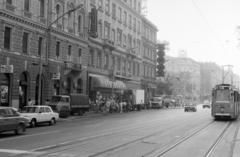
[45,99,50,106]
[28,98,33,106]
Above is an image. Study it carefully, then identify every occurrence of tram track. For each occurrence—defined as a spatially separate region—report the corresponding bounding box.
[204,122,231,157]
[143,121,217,157]
[33,117,212,157]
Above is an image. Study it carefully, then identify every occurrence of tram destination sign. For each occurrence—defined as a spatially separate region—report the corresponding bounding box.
[0,65,13,73]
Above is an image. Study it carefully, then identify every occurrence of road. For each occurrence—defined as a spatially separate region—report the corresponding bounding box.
[0,106,240,157]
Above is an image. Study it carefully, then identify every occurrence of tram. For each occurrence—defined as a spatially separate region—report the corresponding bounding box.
[211,84,240,120]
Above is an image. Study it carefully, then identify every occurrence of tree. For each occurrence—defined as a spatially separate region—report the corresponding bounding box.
[156,42,168,77]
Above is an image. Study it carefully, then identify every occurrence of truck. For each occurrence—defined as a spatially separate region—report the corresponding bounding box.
[49,94,90,118]
[150,96,163,109]
[132,89,145,110]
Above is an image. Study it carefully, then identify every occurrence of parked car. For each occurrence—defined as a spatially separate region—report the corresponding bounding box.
[184,105,197,112]
[202,103,211,109]
[0,107,29,135]
[20,106,59,127]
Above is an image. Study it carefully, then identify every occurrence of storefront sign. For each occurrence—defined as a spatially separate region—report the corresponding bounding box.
[0,65,13,73]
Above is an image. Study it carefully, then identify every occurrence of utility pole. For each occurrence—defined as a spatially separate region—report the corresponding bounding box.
[222,65,233,85]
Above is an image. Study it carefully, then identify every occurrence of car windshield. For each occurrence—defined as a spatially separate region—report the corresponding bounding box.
[22,107,38,113]
[153,97,162,101]
[51,96,61,102]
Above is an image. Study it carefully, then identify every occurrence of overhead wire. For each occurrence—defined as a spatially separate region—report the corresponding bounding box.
[191,0,228,53]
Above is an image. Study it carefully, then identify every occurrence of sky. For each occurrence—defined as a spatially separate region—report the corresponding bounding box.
[147,0,240,73]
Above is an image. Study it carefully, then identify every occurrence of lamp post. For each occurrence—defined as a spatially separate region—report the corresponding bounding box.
[37,4,84,105]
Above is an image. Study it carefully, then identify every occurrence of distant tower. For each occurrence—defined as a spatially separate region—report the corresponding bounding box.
[142,0,148,16]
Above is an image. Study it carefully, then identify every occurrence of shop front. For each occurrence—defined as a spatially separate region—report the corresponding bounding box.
[0,64,13,107]
[89,74,126,101]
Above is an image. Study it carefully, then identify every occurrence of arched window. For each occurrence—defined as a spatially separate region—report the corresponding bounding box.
[56,4,61,25]
[67,3,75,29]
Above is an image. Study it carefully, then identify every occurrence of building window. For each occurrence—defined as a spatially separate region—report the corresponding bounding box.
[39,0,45,17]
[112,56,115,70]
[137,39,140,54]
[118,7,122,22]
[6,0,12,4]
[4,26,11,50]
[138,2,141,13]
[98,0,103,9]
[104,54,109,69]
[67,45,72,61]
[129,0,132,7]
[38,37,43,56]
[105,0,110,13]
[112,3,116,19]
[128,34,132,48]
[56,41,60,58]
[98,21,102,39]
[134,0,136,10]
[111,29,115,42]
[24,0,30,12]
[123,34,127,47]
[104,23,110,39]
[123,11,127,25]
[117,29,122,46]
[97,52,101,68]
[117,57,121,71]
[78,48,82,64]
[133,18,136,32]
[78,15,82,33]
[137,21,140,33]
[89,49,94,66]
[128,14,132,28]
[22,32,29,54]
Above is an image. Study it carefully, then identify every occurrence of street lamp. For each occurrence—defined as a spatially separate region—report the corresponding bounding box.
[37,4,84,105]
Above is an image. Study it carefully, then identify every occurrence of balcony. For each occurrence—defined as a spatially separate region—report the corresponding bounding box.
[103,39,115,50]
[127,48,137,58]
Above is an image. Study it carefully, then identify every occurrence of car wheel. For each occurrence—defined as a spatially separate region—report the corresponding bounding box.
[15,124,25,135]
[49,118,56,126]
[30,119,37,128]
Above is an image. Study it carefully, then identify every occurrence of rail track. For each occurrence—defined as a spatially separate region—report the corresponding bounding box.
[144,121,238,157]
[34,120,214,157]
[32,117,210,157]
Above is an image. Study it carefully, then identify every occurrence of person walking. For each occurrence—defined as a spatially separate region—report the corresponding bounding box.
[27,98,33,106]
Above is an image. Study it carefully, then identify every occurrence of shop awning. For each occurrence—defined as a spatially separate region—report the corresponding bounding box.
[91,76,126,90]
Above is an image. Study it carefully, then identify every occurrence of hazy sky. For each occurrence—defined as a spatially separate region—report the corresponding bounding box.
[147,0,240,73]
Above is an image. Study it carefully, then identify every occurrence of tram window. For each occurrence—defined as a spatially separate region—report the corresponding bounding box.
[215,90,230,101]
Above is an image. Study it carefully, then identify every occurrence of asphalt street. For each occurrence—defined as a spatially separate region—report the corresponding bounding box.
[0,106,239,157]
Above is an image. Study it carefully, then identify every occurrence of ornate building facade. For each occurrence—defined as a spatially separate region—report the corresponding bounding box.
[0,0,157,108]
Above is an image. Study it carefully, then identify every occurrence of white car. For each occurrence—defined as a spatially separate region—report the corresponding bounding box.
[21,106,59,127]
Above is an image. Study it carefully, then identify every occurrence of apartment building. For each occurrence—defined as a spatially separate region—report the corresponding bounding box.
[0,0,88,108]
[87,0,157,101]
